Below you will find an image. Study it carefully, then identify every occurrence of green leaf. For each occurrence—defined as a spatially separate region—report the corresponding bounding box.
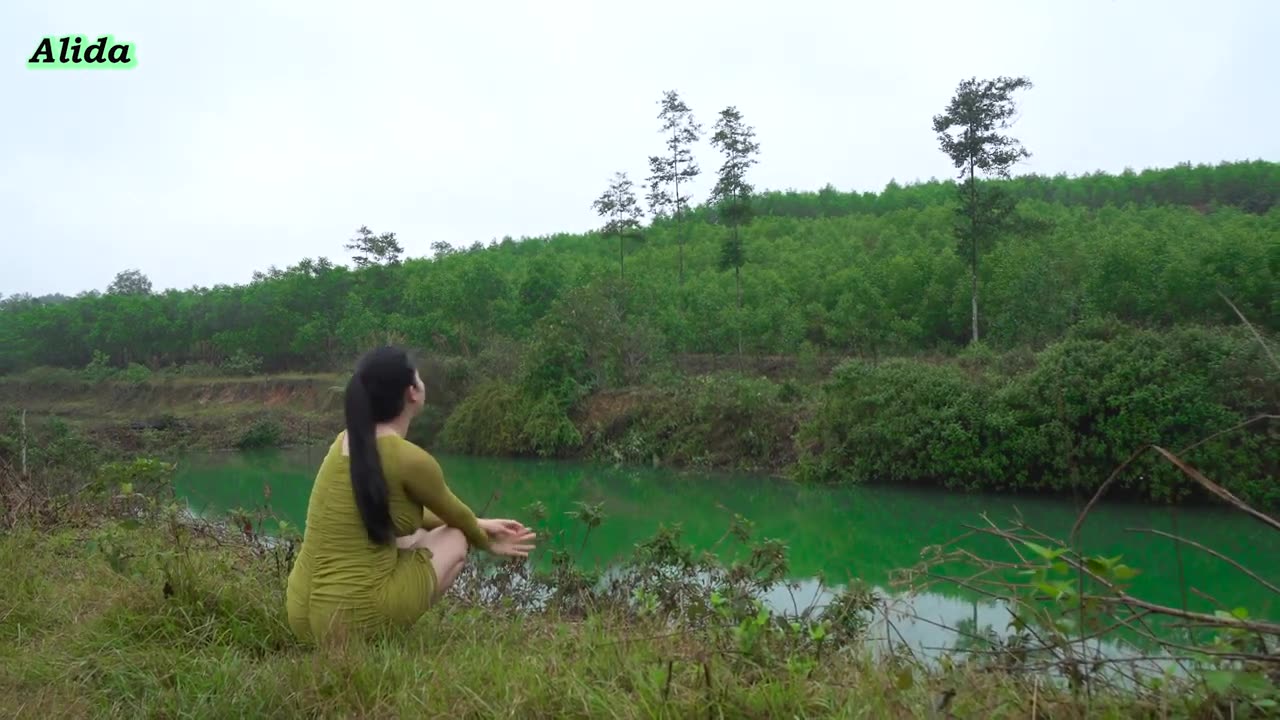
[1230,606,1250,620]
[119,482,133,495]
[1111,564,1139,581]
[1021,540,1060,560]
[1050,561,1070,575]
[1085,558,1108,576]
[1036,582,1065,599]
[1204,670,1234,694]
[119,519,140,531]
[1233,672,1275,697]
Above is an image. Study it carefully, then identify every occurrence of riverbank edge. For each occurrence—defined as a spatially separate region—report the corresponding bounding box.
[0,512,1188,719]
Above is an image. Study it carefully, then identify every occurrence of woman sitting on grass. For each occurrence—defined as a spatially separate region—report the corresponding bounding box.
[286,346,535,643]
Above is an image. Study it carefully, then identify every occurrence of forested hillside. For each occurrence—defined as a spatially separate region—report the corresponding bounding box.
[3,158,1277,505]
[1,160,1276,376]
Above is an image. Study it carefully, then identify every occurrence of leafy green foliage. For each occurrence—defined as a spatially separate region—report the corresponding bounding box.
[590,373,796,471]
[236,419,284,450]
[798,325,1280,505]
[345,225,403,268]
[927,523,1280,714]
[106,269,153,296]
[221,349,263,376]
[0,162,1275,376]
[439,380,581,459]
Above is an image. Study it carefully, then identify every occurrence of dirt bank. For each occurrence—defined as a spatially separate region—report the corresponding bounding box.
[0,375,346,453]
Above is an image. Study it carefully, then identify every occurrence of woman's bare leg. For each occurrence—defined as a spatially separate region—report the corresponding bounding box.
[403,526,469,601]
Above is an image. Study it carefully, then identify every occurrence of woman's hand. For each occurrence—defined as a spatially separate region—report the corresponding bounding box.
[489,528,537,558]
[477,518,536,557]
[478,518,528,538]
[395,528,429,550]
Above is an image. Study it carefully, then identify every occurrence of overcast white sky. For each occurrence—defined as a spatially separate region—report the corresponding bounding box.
[2,0,1277,297]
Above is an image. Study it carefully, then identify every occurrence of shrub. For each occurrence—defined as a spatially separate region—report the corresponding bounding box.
[440,381,582,458]
[221,350,263,377]
[591,374,797,471]
[796,359,1006,489]
[519,392,582,457]
[797,325,1280,506]
[1005,324,1280,504]
[237,419,284,450]
[119,363,152,384]
[81,350,116,382]
[439,381,528,456]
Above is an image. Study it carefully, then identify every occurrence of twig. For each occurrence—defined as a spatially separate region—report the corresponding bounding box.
[1149,446,1280,532]
[882,604,920,663]
[1123,527,1280,596]
[1219,291,1279,371]
[1031,676,1039,719]
[1070,445,1149,545]
[1179,414,1279,455]
[975,524,1280,635]
[1188,587,1228,612]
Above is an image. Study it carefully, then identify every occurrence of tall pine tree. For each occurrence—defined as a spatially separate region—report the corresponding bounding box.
[592,171,644,285]
[645,90,702,286]
[345,225,404,268]
[932,76,1033,345]
[709,106,760,357]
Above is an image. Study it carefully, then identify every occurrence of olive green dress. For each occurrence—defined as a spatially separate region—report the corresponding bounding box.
[285,433,491,642]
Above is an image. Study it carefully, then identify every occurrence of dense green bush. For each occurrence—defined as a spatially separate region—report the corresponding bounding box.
[797,326,1280,506]
[586,373,797,471]
[236,419,284,450]
[796,359,1011,489]
[1006,325,1279,504]
[118,363,152,384]
[221,350,264,377]
[439,381,581,458]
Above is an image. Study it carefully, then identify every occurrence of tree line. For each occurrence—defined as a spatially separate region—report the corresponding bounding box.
[1,188,1273,376]
[0,73,1275,377]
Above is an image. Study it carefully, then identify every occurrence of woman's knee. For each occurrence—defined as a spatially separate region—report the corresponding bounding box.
[427,526,469,556]
[433,526,466,544]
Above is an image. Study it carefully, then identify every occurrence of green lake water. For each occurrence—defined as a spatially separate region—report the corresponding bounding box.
[174,445,1280,655]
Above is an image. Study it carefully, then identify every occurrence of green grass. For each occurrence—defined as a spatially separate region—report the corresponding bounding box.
[0,520,1187,719]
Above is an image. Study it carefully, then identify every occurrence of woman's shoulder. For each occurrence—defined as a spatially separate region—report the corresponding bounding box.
[383,436,442,474]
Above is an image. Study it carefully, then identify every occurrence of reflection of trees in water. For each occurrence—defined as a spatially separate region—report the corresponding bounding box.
[173,445,1280,631]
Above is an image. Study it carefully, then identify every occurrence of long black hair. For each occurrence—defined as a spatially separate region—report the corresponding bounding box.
[345,346,417,545]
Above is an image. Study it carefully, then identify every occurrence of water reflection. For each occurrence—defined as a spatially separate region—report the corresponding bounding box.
[173,443,1280,655]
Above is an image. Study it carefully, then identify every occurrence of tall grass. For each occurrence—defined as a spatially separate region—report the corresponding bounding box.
[0,514,1179,720]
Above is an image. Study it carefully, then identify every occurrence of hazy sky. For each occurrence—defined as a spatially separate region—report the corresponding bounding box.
[2,0,1277,297]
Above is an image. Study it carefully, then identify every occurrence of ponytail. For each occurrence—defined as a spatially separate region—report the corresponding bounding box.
[345,374,394,545]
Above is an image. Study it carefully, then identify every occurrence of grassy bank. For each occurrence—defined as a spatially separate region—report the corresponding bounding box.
[0,515,1196,719]
[3,406,1278,717]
